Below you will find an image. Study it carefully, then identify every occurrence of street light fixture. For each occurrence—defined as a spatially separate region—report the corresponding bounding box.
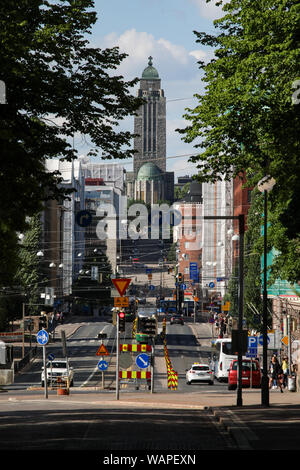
[257,175,276,407]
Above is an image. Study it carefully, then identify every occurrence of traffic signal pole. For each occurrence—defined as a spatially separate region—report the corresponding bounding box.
[116,313,120,401]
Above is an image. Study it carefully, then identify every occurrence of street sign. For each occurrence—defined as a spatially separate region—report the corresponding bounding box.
[258,334,270,346]
[114,296,129,308]
[281,335,289,346]
[149,285,155,290]
[246,336,258,358]
[248,336,258,349]
[76,210,92,227]
[136,353,150,369]
[97,360,108,371]
[96,344,109,356]
[48,353,55,362]
[111,278,131,297]
[181,284,187,290]
[209,282,215,288]
[36,329,49,345]
[189,262,198,281]
[119,352,133,369]
[222,301,230,312]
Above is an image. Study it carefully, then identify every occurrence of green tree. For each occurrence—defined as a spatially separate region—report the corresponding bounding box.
[178,0,300,282]
[16,213,44,315]
[243,190,265,330]
[0,0,142,241]
[174,182,190,201]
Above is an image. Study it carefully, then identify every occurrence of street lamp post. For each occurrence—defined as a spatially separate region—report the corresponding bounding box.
[204,214,245,407]
[257,176,276,407]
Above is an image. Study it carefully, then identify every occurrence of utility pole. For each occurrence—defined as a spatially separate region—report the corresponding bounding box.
[116,313,120,400]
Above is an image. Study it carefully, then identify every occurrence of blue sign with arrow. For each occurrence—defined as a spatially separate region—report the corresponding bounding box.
[97,360,109,371]
[36,329,49,345]
[136,353,150,369]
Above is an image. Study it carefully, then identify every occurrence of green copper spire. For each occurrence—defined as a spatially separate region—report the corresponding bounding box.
[142,56,159,80]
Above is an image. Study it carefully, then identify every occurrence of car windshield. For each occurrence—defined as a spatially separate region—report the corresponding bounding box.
[232,361,259,371]
[46,362,67,369]
[192,366,209,371]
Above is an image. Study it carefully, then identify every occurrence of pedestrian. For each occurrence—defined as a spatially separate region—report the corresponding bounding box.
[282,356,289,388]
[269,355,283,393]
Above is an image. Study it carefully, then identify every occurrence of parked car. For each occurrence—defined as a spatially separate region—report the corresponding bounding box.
[170,315,184,325]
[186,363,214,385]
[228,359,261,390]
[41,359,74,387]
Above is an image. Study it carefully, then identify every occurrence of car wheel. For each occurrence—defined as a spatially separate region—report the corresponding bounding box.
[228,384,236,390]
[209,381,214,385]
[186,381,191,385]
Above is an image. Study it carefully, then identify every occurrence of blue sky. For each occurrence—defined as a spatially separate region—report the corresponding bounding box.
[76,0,223,179]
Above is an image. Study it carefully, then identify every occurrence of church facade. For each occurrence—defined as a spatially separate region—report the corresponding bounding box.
[126,57,174,204]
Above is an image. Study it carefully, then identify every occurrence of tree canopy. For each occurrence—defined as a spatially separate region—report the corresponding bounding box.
[178,0,300,282]
[0,0,142,239]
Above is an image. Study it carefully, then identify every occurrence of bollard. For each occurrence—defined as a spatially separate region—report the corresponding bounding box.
[288,375,296,392]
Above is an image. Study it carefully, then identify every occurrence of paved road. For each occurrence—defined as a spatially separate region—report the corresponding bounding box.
[0,394,237,452]
[4,316,300,455]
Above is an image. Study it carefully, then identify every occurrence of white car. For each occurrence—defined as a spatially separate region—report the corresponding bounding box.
[41,359,74,387]
[186,363,214,385]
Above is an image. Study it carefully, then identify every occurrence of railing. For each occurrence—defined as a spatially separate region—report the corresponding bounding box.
[14,346,38,373]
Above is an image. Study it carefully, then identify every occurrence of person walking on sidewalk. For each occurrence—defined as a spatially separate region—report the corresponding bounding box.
[269,356,283,393]
[282,357,289,389]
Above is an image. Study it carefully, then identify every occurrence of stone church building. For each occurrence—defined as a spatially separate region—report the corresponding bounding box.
[126,57,174,204]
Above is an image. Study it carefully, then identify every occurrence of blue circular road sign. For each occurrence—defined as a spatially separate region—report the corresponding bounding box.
[149,285,155,290]
[97,360,109,371]
[209,282,215,288]
[36,329,49,345]
[258,334,270,346]
[136,353,150,369]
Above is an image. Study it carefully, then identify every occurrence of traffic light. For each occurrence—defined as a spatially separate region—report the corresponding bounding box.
[39,315,47,330]
[143,318,157,336]
[118,311,126,332]
[178,273,183,283]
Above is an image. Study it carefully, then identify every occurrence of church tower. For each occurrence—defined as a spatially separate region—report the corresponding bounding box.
[133,57,166,177]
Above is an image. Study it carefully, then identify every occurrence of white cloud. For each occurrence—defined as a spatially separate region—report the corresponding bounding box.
[95,29,206,179]
[101,29,206,84]
[191,0,224,19]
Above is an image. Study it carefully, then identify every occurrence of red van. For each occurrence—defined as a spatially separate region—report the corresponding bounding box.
[228,359,261,390]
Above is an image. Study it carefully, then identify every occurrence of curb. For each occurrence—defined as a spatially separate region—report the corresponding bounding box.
[210,408,258,450]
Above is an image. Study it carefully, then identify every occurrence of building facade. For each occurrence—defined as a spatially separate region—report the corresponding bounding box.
[42,159,85,301]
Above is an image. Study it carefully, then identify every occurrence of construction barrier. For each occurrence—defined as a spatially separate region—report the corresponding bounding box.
[120,343,152,352]
[163,330,178,390]
[119,370,151,379]
[132,318,137,338]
